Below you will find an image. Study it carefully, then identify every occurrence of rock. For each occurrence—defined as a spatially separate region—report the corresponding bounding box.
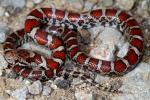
[112,63,150,100]
[54,77,70,89]
[89,27,123,61]
[42,86,52,96]
[1,0,26,8]
[101,0,113,7]
[136,0,150,18]
[0,24,8,43]
[83,1,95,11]
[0,6,5,17]
[10,87,28,100]
[0,44,8,70]
[0,53,8,70]
[75,92,96,100]
[28,81,42,95]
[117,42,129,58]
[33,0,43,4]
[66,0,84,12]
[116,0,135,10]
[26,0,34,8]
[0,78,6,93]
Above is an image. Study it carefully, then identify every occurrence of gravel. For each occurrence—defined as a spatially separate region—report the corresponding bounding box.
[1,0,26,8]
[0,0,149,100]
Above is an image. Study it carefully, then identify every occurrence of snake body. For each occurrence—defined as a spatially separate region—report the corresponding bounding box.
[3,8,144,92]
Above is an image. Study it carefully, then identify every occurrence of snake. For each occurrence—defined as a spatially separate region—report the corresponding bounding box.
[3,8,144,92]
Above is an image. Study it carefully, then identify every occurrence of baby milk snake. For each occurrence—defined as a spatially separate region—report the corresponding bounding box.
[3,8,144,92]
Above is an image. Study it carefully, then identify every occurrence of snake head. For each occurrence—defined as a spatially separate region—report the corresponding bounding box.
[4,50,18,65]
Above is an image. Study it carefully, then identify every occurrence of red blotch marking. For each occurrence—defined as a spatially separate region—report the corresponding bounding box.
[90,9,102,19]
[35,29,47,45]
[114,60,127,73]
[130,28,143,36]
[6,37,15,43]
[46,59,59,70]
[49,36,63,49]
[127,19,139,27]
[3,44,13,50]
[64,32,77,41]
[45,70,53,78]
[105,9,117,17]
[9,33,18,40]
[17,50,30,59]
[32,53,43,64]
[29,9,43,19]
[21,69,31,78]
[124,49,138,65]
[63,27,72,36]
[42,8,52,18]
[130,38,144,52]
[88,58,99,70]
[17,29,25,38]
[13,65,22,73]
[69,46,79,58]
[68,12,80,22]
[66,39,78,47]
[55,9,65,21]
[100,61,111,73]
[76,53,88,64]
[25,19,39,33]
[118,11,131,22]
[53,51,66,61]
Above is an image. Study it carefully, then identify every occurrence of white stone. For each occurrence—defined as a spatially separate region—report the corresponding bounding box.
[0,44,8,70]
[28,81,42,95]
[89,27,123,61]
[116,0,135,10]
[26,0,34,8]
[112,63,150,100]
[0,24,8,43]
[101,0,113,7]
[83,1,95,11]
[1,0,26,8]
[75,92,96,100]
[42,86,52,96]
[117,42,129,58]
[66,0,84,12]
[11,87,28,100]
[0,6,5,17]
[0,54,8,70]
[21,42,51,57]
[33,0,43,4]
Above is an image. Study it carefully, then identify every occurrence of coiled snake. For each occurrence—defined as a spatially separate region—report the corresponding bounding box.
[3,8,144,92]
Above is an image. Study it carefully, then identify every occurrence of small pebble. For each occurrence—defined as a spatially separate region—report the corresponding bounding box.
[11,87,28,100]
[54,78,70,89]
[75,92,96,100]
[83,1,95,11]
[66,0,84,12]
[0,24,8,43]
[101,0,113,7]
[1,0,26,8]
[42,86,52,96]
[0,6,5,17]
[4,12,10,17]
[116,0,135,10]
[33,0,43,4]
[26,0,34,8]
[0,54,8,70]
[28,81,42,95]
